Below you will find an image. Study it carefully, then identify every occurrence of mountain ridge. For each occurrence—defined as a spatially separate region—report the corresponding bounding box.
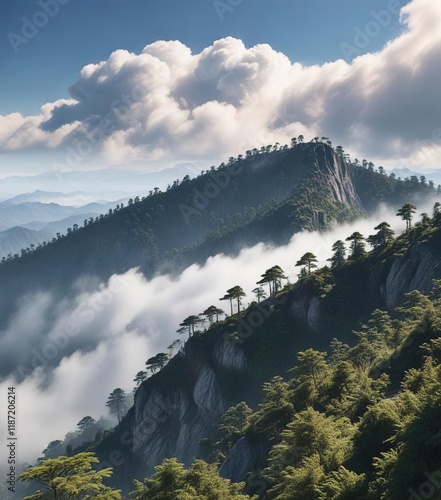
[0,142,436,342]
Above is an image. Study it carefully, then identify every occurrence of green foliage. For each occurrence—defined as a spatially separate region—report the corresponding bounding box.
[319,467,367,499]
[241,274,441,499]
[201,305,225,326]
[367,222,394,250]
[227,286,247,313]
[351,399,401,471]
[133,370,148,388]
[291,349,329,392]
[302,266,335,297]
[248,377,295,439]
[18,452,121,499]
[269,454,326,500]
[256,266,287,296]
[397,203,417,232]
[295,252,318,275]
[129,458,255,499]
[178,315,203,337]
[328,240,346,269]
[77,416,96,433]
[252,286,267,303]
[105,388,128,424]
[203,402,253,462]
[34,189,434,500]
[346,232,367,261]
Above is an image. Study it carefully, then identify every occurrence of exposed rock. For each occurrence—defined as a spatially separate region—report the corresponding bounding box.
[314,146,363,209]
[193,364,225,418]
[214,339,247,370]
[385,241,441,308]
[288,288,321,332]
[95,230,441,493]
[130,352,225,477]
[307,297,321,331]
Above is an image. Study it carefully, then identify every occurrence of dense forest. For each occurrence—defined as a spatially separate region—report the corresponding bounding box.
[16,198,441,499]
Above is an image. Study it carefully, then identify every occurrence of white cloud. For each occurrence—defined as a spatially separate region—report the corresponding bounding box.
[1,0,441,171]
[1,197,438,465]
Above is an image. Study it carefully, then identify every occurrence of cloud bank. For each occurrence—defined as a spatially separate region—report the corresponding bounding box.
[1,198,438,464]
[1,0,441,171]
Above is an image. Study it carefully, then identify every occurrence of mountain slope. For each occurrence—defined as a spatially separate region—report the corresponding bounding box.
[0,143,435,327]
[91,216,441,494]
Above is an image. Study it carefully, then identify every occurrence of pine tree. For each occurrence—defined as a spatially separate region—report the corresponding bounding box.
[106,388,128,424]
[257,265,287,296]
[226,286,246,314]
[252,286,267,303]
[367,222,394,249]
[327,240,346,269]
[18,452,121,499]
[178,315,202,338]
[295,252,318,275]
[346,232,366,261]
[396,203,417,231]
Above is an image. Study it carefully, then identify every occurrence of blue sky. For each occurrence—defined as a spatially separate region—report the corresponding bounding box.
[1,0,441,177]
[1,0,403,115]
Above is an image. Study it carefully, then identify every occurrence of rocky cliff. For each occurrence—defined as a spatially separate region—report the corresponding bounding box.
[384,239,441,308]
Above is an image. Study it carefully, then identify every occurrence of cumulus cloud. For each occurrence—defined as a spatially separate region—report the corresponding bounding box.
[1,0,440,171]
[1,196,439,465]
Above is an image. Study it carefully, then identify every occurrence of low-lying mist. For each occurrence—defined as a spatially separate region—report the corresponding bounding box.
[0,198,438,466]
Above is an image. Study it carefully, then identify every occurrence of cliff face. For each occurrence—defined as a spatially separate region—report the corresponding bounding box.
[133,341,248,469]
[96,332,249,491]
[132,362,225,472]
[313,145,363,208]
[384,240,441,308]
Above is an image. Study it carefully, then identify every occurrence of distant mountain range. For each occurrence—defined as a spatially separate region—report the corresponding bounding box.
[3,190,119,206]
[0,201,79,232]
[0,164,200,200]
[390,167,441,184]
[0,196,129,258]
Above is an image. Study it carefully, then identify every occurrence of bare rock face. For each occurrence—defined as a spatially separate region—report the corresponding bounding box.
[306,296,321,330]
[288,289,322,333]
[131,336,247,477]
[214,338,247,370]
[314,145,363,208]
[385,242,441,308]
[193,364,225,418]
